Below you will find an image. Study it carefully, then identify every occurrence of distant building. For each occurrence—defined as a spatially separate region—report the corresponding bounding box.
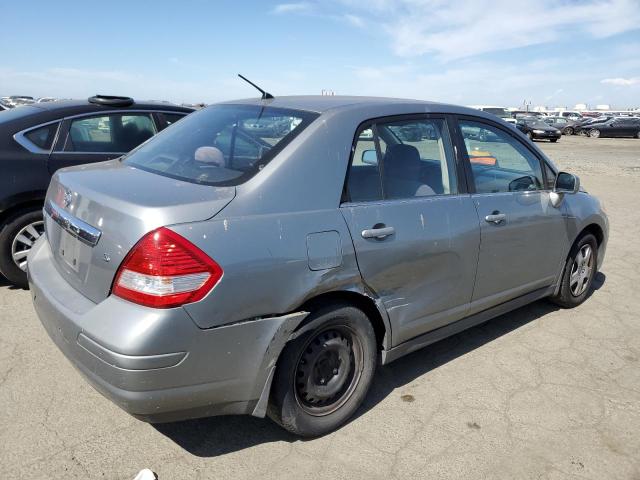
[595,104,611,111]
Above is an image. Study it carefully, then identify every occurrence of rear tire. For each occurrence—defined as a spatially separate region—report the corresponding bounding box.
[267,303,377,437]
[0,208,44,289]
[527,132,533,141]
[636,131,640,139]
[564,127,574,135]
[589,129,600,138]
[549,233,598,308]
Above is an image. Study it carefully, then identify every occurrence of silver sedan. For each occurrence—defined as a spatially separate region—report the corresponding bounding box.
[29,96,608,437]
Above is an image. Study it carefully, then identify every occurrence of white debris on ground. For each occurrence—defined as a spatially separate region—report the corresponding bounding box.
[133,469,158,480]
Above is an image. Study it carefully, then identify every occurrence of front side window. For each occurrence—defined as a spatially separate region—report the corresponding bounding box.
[460,120,544,194]
[347,117,458,202]
[65,113,156,153]
[124,105,318,186]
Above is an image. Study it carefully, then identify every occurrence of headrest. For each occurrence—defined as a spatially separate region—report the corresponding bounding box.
[384,144,421,177]
[194,146,225,167]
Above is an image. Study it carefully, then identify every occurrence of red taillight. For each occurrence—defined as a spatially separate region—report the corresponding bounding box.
[112,227,222,308]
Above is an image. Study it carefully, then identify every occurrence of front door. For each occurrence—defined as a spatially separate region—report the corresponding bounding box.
[340,116,480,346]
[48,112,157,174]
[456,118,569,313]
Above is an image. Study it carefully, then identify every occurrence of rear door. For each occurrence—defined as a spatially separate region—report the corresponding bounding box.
[47,112,157,174]
[454,117,568,313]
[340,115,480,346]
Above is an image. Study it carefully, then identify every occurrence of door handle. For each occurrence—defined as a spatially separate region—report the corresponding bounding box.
[361,226,395,239]
[485,212,506,224]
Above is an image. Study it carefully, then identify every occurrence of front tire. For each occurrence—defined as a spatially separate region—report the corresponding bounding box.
[267,303,377,437]
[564,127,574,135]
[550,138,558,143]
[0,208,44,288]
[550,234,598,308]
[527,132,534,141]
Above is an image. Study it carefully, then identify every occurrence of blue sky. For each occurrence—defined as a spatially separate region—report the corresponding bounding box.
[1,0,639,108]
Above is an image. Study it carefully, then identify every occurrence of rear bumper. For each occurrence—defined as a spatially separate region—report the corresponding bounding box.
[28,238,307,422]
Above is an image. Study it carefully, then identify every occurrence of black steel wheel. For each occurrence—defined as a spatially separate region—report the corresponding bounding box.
[268,303,377,437]
[294,325,363,416]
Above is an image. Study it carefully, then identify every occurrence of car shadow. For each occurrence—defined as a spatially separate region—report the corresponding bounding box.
[155,273,606,457]
[0,275,27,290]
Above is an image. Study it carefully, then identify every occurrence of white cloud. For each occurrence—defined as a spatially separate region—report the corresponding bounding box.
[343,14,364,28]
[272,2,312,14]
[601,77,640,86]
[337,0,640,60]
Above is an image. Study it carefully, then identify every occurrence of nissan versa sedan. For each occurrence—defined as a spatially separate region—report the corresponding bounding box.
[29,96,608,437]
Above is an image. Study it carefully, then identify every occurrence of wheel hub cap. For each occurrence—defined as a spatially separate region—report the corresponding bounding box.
[569,244,594,297]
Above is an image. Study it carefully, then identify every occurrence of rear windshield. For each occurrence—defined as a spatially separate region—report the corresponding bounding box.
[124,104,319,186]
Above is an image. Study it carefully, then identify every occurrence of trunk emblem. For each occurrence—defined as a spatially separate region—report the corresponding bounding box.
[63,189,73,208]
[103,253,111,262]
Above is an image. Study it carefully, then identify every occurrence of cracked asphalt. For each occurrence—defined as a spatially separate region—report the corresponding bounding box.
[1,135,639,479]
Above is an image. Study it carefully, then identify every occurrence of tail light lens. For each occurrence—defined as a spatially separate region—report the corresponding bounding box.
[112,227,222,308]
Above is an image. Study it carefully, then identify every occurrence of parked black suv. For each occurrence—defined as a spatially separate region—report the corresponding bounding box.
[0,96,192,287]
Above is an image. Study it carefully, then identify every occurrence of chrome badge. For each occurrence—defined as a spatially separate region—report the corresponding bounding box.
[63,189,73,208]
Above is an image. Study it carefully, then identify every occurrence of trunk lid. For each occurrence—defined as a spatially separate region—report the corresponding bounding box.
[43,160,235,303]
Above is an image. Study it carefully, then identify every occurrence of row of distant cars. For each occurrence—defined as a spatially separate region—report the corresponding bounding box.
[472,106,640,142]
[0,95,57,110]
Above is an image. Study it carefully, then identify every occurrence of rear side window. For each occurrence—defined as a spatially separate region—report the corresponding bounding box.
[65,113,156,153]
[346,117,458,202]
[460,120,544,193]
[160,113,186,127]
[24,123,59,150]
[124,105,318,186]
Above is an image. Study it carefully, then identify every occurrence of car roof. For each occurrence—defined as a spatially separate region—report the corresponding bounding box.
[218,95,490,117]
[28,98,193,115]
[0,99,193,132]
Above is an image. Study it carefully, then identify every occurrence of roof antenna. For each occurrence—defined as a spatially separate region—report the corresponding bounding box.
[238,74,274,100]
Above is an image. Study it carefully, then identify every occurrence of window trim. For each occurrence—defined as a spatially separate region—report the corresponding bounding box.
[452,114,555,194]
[341,113,468,206]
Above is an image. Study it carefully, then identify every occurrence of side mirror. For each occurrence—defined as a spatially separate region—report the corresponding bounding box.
[361,150,378,165]
[550,172,580,207]
[555,171,580,193]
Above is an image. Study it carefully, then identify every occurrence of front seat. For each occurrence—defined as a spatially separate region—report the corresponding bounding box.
[382,144,435,198]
